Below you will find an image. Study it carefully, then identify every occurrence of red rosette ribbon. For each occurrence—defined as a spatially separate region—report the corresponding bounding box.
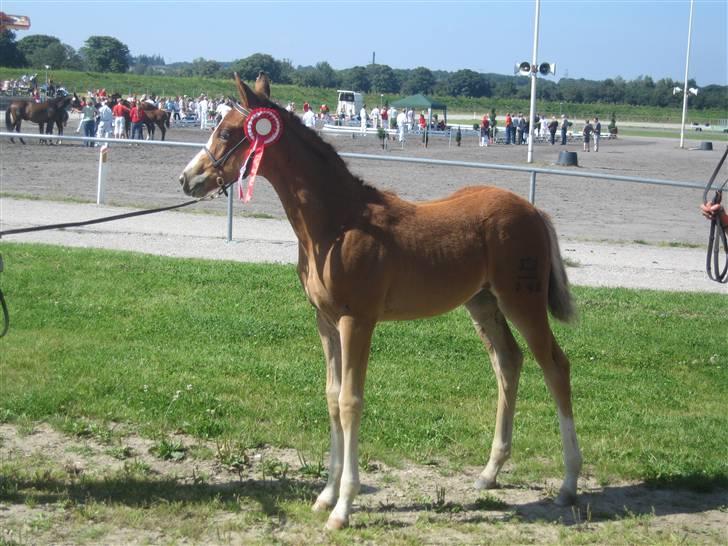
[236,107,283,203]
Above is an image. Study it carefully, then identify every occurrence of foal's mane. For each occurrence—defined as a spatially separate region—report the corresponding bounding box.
[254,95,374,193]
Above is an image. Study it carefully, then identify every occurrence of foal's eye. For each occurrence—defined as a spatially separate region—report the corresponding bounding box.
[219,129,230,141]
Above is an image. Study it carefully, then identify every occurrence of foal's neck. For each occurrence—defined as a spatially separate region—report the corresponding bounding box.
[263,127,367,247]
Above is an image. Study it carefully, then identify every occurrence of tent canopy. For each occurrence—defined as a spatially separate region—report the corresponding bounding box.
[390,93,447,111]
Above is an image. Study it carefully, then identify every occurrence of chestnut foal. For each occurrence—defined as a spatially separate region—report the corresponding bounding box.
[179,74,582,530]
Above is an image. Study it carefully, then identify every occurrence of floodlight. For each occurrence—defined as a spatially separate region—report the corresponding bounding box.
[514,61,531,76]
[538,62,556,76]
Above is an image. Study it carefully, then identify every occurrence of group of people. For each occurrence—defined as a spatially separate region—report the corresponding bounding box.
[74,93,150,146]
[70,90,238,147]
[477,113,603,149]
[157,94,234,129]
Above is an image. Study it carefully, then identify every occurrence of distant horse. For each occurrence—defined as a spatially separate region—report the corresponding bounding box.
[5,93,80,144]
[41,93,82,144]
[140,102,170,140]
[179,73,582,530]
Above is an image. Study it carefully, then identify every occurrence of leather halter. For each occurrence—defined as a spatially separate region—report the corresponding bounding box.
[202,103,252,193]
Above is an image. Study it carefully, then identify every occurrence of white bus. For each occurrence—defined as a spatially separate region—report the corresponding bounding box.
[336,90,363,119]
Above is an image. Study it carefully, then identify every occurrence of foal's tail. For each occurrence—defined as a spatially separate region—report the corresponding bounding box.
[539,211,576,323]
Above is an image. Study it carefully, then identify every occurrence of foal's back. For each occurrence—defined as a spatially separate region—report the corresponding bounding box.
[352,185,551,320]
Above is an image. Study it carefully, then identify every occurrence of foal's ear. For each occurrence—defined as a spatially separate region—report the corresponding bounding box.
[254,71,271,100]
[234,72,258,109]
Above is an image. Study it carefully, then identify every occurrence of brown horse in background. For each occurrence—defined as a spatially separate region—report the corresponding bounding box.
[5,92,80,144]
[140,102,170,140]
[179,73,582,530]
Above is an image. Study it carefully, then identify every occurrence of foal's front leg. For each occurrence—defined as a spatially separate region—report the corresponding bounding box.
[312,311,344,512]
[326,315,374,530]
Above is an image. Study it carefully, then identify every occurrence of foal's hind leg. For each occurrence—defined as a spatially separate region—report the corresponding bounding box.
[465,290,523,490]
[501,299,582,505]
[312,311,344,513]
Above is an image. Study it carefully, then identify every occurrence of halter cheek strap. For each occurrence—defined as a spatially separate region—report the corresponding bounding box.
[202,105,283,202]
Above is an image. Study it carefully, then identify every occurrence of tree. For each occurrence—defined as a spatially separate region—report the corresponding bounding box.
[447,69,489,97]
[17,34,84,70]
[230,53,283,82]
[291,62,339,88]
[17,34,60,60]
[558,78,584,103]
[278,58,295,84]
[338,66,370,92]
[493,79,517,98]
[80,36,131,72]
[368,64,399,93]
[0,30,26,67]
[313,61,337,88]
[402,66,435,95]
[62,44,85,71]
[190,57,221,78]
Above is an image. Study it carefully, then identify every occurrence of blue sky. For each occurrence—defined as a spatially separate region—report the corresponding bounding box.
[4,0,727,86]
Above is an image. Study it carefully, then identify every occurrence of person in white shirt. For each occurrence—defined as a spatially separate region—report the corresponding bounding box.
[215,99,232,126]
[359,105,368,134]
[388,107,396,130]
[301,103,317,129]
[198,95,209,130]
[96,99,113,143]
[396,110,407,142]
[406,108,414,132]
[370,106,380,129]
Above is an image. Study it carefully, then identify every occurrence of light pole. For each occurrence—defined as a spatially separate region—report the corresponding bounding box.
[675,85,698,140]
[679,0,695,149]
[44,65,50,97]
[514,0,555,164]
[526,0,540,164]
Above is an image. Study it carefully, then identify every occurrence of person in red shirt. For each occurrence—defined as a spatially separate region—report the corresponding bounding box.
[112,101,130,139]
[505,113,513,144]
[130,100,146,140]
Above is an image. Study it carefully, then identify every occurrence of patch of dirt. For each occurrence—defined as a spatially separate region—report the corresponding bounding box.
[1,423,726,544]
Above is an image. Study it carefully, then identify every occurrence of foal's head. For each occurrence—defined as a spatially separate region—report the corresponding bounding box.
[178,73,273,198]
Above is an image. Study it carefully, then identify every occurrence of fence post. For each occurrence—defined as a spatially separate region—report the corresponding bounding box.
[96,144,109,205]
[226,183,234,242]
[529,171,537,204]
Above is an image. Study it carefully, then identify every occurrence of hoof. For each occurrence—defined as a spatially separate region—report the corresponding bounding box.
[474,477,497,490]
[312,499,333,512]
[325,516,348,531]
[554,490,577,506]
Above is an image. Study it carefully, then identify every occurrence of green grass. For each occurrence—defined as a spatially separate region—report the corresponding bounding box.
[0,242,726,488]
[617,127,728,141]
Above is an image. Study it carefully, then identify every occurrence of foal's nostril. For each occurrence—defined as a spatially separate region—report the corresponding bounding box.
[178,174,185,186]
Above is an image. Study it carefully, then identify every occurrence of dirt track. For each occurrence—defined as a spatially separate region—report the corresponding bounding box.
[0,125,720,246]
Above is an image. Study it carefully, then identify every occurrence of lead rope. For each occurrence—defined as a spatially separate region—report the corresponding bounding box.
[0,255,8,337]
[703,146,728,283]
[0,178,239,338]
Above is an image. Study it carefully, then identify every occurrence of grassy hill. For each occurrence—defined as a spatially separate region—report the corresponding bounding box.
[1,68,724,124]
